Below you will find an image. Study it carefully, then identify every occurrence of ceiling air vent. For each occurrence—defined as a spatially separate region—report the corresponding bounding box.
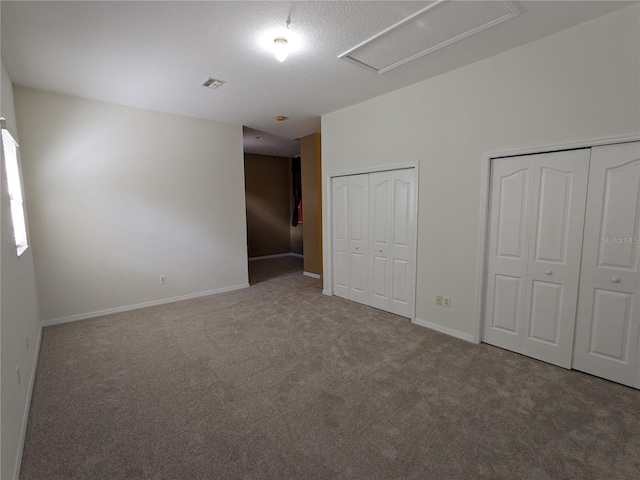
[339,0,519,74]
[200,77,225,89]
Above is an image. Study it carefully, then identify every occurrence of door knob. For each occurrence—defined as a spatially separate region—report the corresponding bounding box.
[379,249,383,253]
[355,246,359,250]
[611,277,621,283]
[544,270,553,275]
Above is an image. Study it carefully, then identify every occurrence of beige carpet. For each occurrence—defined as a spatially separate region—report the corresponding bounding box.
[20,257,640,479]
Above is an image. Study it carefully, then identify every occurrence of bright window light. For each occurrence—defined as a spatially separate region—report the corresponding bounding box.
[2,122,29,256]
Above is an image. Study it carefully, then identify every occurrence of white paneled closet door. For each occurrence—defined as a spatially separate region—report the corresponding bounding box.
[573,142,640,388]
[484,155,534,353]
[348,174,369,304]
[366,169,416,317]
[484,150,590,368]
[331,168,416,318]
[369,171,393,311]
[332,176,349,299]
[521,151,589,368]
[389,169,416,318]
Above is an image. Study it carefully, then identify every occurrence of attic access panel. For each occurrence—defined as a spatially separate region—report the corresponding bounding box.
[339,0,519,74]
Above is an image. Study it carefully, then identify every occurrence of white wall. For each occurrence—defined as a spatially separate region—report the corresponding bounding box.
[1,61,41,480]
[14,87,249,323]
[322,6,640,339]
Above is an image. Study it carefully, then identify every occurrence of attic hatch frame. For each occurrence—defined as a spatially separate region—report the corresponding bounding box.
[338,0,520,75]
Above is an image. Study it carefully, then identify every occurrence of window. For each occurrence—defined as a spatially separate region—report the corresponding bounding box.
[1,119,28,256]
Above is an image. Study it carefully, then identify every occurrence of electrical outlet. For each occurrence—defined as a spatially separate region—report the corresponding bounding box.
[443,296,450,308]
[160,275,167,285]
[16,366,21,386]
[436,295,442,306]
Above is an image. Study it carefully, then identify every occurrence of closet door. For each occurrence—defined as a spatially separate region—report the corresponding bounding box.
[348,174,369,305]
[331,168,416,318]
[332,176,349,299]
[369,171,392,310]
[484,156,535,353]
[389,169,416,318]
[484,150,589,367]
[573,142,640,388]
[521,150,589,368]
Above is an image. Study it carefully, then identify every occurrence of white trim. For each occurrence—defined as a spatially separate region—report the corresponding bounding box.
[248,252,303,261]
[325,163,419,320]
[490,133,640,159]
[14,325,43,480]
[413,317,475,343]
[322,290,332,296]
[327,162,418,179]
[303,271,321,279]
[474,133,640,344]
[42,283,250,326]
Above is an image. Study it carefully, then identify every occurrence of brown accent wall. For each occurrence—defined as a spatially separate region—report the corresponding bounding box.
[300,133,322,275]
[289,157,304,255]
[244,154,291,258]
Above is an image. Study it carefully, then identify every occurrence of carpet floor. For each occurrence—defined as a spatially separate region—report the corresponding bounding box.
[20,257,640,479]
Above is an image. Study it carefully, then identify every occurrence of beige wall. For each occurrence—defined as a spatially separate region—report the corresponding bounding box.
[15,87,249,323]
[301,133,322,275]
[1,61,41,480]
[322,6,640,339]
[244,154,292,258]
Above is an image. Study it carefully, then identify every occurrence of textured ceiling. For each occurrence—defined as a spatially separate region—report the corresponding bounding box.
[1,1,634,157]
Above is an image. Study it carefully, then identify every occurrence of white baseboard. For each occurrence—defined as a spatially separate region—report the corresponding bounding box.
[249,252,303,261]
[303,271,321,279]
[42,283,250,327]
[412,317,475,343]
[322,290,332,296]
[14,324,43,480]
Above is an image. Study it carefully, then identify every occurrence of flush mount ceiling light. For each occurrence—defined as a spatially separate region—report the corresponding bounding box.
[339,0,519,74]
[263,12,302,62]
[273,37,289,62]
[276,116,288,122]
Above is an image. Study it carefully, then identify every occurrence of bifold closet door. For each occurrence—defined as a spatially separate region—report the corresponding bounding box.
[348,174,369,304]
[573,142,640,388]
[332,168,416,318]
[331,174,369,303]
[484,149,590,368]
[368,169,416,317]
[388,169,416,318]
[332,176,349,299]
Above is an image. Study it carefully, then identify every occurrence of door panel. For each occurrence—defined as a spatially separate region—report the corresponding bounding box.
[522,150,590,368]
[484,157,534,353]
[596,159,640,269]
[369,172,392,310]
[332,177,349,299]
[389,169,416,318]
[573,142,640,388]
[348,175,369,304]
[496,169,530,259]
[491,275,522,333]
[588,289,633,361]
[533,168,572,263]
[528,280,562,345]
